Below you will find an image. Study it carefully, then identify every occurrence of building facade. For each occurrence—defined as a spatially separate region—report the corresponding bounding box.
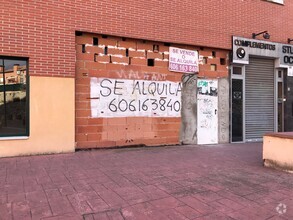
[0,0,292,157]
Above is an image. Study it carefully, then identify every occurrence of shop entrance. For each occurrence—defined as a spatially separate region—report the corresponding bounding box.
[231,58,282,142]
[245,57,275,141]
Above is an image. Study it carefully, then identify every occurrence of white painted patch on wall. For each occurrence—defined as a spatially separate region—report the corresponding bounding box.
[111,62,129,65]
[90,78,182,118]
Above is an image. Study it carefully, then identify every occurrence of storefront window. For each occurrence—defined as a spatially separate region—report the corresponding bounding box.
[0,57,29,137]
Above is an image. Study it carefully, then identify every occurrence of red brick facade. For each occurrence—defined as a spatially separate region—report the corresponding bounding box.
[1,1,292,78]
[75,33,228,148]
[1,0,292,150]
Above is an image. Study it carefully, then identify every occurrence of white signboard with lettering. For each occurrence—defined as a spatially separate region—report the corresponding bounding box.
[169,47,198,73]
[90,78,182,118]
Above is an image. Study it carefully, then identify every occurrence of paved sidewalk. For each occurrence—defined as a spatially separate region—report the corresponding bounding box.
[0,143,292,220]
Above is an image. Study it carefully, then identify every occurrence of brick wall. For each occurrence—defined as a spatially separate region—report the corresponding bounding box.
[75,33,228,148]
[1,1,292,78]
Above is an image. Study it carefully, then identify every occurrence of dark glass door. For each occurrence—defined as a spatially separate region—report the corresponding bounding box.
[232,79,243,142]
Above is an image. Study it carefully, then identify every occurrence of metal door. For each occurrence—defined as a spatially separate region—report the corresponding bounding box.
[197,79,218,144]
[245,57,275,141]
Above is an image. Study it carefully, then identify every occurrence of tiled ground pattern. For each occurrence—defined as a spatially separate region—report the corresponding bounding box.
[0,143,292,220]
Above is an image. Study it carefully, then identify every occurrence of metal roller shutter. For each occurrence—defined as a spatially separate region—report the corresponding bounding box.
[245,57,275,141]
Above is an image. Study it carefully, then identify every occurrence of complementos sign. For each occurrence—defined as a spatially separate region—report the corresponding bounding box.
[232,36,293,67]
[169,47,198,73]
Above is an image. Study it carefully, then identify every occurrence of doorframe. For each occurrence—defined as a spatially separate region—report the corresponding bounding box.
[275,68,285,132]
[197,79,219,145]
[230,65,245,143]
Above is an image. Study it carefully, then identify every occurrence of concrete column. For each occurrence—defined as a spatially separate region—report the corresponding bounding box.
[180,74,197,145]
[218,77,229,143]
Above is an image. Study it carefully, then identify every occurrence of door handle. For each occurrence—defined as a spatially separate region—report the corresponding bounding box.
[215,109,217,115]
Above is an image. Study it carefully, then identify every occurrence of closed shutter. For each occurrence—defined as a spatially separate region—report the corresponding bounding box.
[245,57,275,141]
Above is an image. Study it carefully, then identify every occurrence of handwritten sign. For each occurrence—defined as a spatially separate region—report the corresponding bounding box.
[90,78,182,118]
[169,47,198,73]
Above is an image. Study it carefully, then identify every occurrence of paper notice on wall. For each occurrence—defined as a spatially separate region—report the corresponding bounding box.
[169,47,198,73]
[288,66,293,77]
[90,78,182,118]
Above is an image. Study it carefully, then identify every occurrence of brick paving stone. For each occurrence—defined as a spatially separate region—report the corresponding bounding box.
[266,216,289,220]
[228,185,258,196]
[161,208,189,220]
[49,172,69,185]
[203,183,225,192]
[0,203,12,220]
[5,184,24,194]
[209,199,244,214]
[121,206,152,220]
[179,196,215,215]
[102,181,121,190]
[150,197,184,210]
[106,210,125,220]
[97,189,128,208]
[123,202,168,220]
[120,191,151,205]
[219,198,245,210]
[83,214,96,220]
[58,184,76,196]
[216,189,260,208]
[227,211,255,220]
[192,190,223,203]
[0,195,7,204]
[30,205,52,220]
[48,197,75,216]
[198,211,234,220]
[12,201,31,220]
[26,190,49,207]
[175,205,202,219]
[171,185,208,198]
[86,197,110,212]
[244,191,277,205]
[67,194,93,214]
[44,189,62,200]
[40,182,57,191]
[42,212,83,220]
[155,180,183,194]
[7,192,26,203]
[71,180,93,193]
[90,183,108,193]
[139,185,169,200]
[1,143,293,219]
[89,212,108,220]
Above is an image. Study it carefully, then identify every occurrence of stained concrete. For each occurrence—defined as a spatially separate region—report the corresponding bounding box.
[180,74,197,144]
[218,77,230,143]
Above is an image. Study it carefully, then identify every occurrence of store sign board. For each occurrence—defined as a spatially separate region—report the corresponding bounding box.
[169,47,198,73]
[232,36,293,67]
